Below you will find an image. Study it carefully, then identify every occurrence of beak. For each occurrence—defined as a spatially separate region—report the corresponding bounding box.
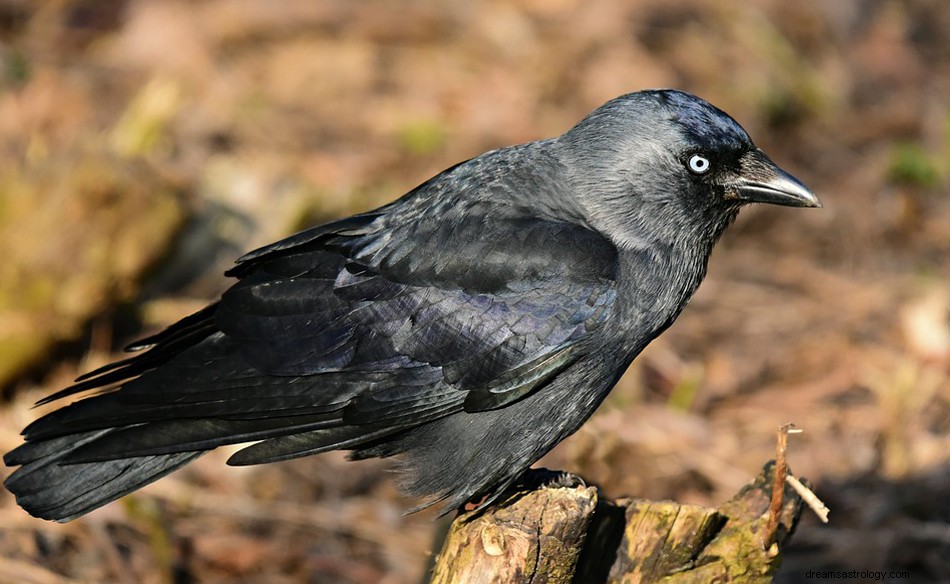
[732,149,821,208]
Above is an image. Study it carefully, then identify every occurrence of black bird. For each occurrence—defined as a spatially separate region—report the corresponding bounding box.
[4,90,819,522]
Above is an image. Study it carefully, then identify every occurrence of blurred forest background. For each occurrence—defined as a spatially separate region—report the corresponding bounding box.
[0,1,949,583]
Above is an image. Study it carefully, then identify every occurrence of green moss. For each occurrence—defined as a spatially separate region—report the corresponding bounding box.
[667,366,703,412]
[3,49,31,87]
[888,143,942,188]
[398,119,448,156]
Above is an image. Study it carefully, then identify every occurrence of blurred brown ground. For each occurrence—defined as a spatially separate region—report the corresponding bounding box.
[0,1,948,583]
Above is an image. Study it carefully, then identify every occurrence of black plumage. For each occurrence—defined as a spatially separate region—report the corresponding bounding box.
[4,90,819,522]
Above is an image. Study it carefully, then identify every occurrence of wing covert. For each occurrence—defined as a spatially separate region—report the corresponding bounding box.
[216,212,619,410]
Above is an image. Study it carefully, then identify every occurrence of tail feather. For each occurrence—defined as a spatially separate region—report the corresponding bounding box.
[226,425,404,466]
[4,431,204,522]
[38,303,221,406]
[66,415,341,462]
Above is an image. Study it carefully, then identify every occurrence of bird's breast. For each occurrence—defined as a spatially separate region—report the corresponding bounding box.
[610,244,710,355]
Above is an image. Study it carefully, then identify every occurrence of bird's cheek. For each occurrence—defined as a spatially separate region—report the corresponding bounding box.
[699,183,730,205]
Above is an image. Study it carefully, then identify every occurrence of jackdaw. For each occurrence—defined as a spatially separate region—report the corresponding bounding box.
[4,89,820,521]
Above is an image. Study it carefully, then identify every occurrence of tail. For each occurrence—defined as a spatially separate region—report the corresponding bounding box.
[2,316,424,521]
[4,304,218,522]
[4,431,203,522]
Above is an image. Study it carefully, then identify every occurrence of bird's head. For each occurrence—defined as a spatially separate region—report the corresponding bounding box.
[558,89,820,251]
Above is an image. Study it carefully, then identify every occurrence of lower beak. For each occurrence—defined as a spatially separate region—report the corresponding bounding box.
[732,149,821,208]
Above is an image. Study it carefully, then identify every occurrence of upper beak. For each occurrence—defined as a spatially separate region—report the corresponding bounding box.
[732,148,821,208]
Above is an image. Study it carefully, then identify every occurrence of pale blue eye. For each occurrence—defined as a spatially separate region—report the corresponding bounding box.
[688,154,711,174]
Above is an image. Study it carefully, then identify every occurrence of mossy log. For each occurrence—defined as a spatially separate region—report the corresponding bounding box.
[430,461,805,584]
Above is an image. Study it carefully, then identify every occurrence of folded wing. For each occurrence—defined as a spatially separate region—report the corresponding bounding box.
[5,197,618,520]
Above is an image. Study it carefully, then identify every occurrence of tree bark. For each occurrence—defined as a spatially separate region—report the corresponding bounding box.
[429,461,805,584]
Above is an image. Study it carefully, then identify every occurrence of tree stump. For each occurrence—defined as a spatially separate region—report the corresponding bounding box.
[430,461,806,583]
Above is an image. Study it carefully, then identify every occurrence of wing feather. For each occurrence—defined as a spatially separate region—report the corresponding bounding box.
[7,199,619,521]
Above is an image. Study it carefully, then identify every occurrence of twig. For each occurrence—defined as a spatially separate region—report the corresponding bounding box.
[785,474,829,523]
[764,423,794,547]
